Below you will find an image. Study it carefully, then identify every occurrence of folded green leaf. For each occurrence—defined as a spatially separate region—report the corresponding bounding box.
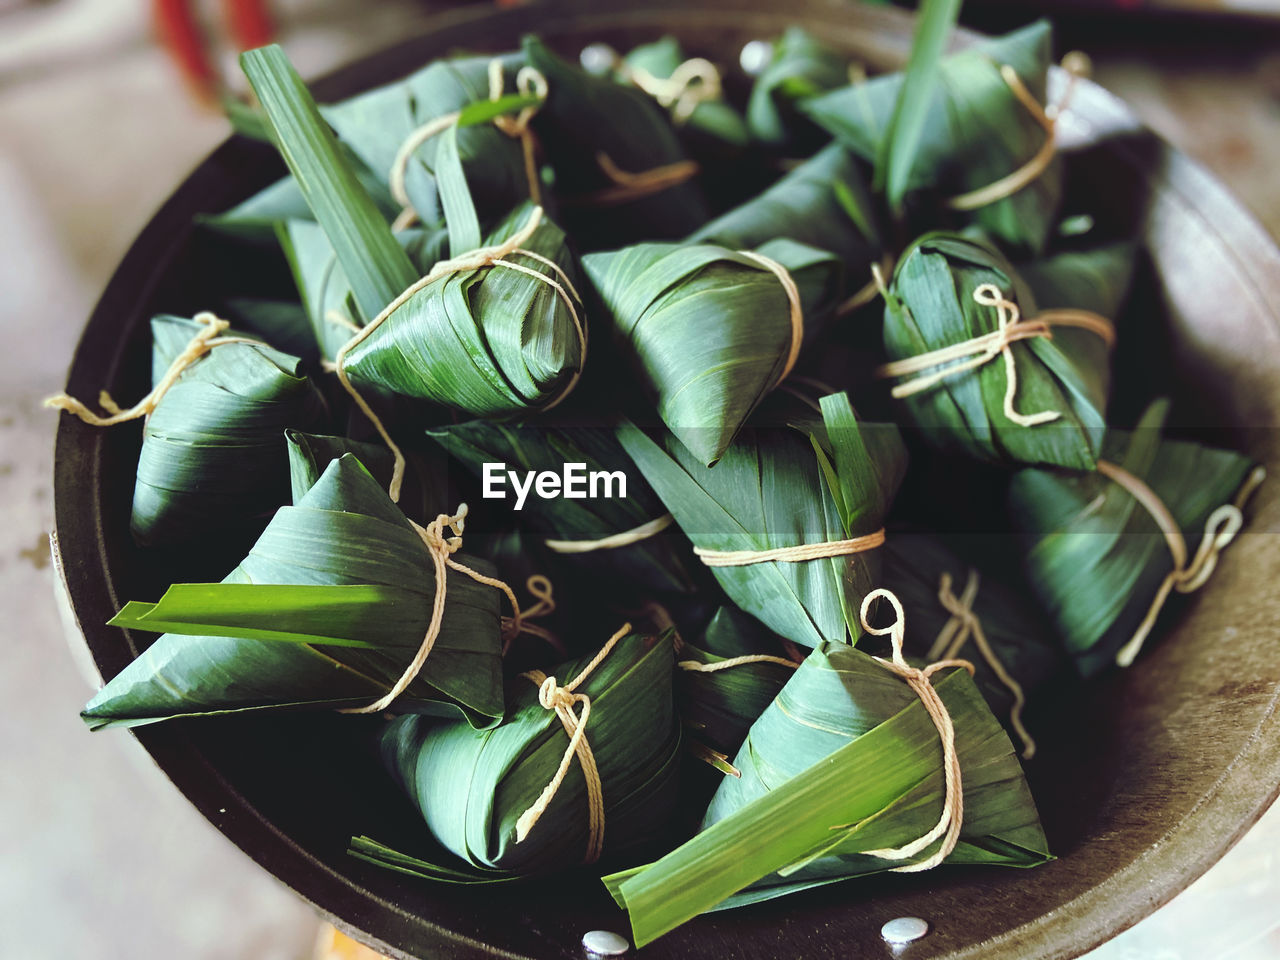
[428,419,696,594]
[881,232,1128,470]
[85,454,505,729]
[131,315,324,547]
[583,239,838,466]
[378,632,680,875]
[803,21,1061,253]
[617,393,906,647]
[604,641,1048,946]
[1009,401,1261,676]
[689,144,881,282]
[746,27,851,148]
[241,44,418,320]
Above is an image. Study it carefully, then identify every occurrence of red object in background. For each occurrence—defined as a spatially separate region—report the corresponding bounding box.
[153,0,274,103]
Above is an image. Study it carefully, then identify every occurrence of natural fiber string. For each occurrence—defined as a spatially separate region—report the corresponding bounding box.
[562,152,700,207]
[388,59,547,230]
[737,248,805,386]
[946,52,1091,212]
[875,283,1115,428]
[929,570,1035,759]
[514,622,632,862]
[341,503,527,714]
[332,205,586,502]
[618,54,723,124]
[502,574,566,656]
[544,513,675,554]
[694,528,884,567]
[1098,459,1267,668]
[45,313,265,426]
[859,589,974,872]
[677,654,799,673]
[837,255,897,316]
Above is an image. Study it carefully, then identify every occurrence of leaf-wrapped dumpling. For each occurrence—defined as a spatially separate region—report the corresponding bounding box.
[584,238,838,466]
[879,232,1125,470]
[378,630,681,875]
[131,314,324,546]
[618,393,906,648]
[1009,401,1264,676]
[83,454,506,729]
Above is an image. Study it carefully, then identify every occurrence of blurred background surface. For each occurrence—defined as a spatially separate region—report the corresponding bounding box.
[1,1,1277,958]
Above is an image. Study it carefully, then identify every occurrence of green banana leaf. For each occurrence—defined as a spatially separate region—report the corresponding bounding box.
[131,314,324,547]
[603,641,1049,946]
[583,238,840,466]
[617,393,906,647]
[676,606,797,775]
[285,429,450,527]
[375,631,681,876]
[881,232,1130,470]
[746,27,851,149]
[688,143,881,283]
[522,35,710,246]
[84,454,505,729]
[802,21,1061,253]
[618,36,749,153]
[426,419,696,595]
[322,52,536,231]
[1009,401,1262,677]
[879,533,1066,748]
[276,217,448,361]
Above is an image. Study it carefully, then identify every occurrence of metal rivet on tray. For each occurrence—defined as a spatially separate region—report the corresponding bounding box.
[582,929,630,956]
[740,40,774,76]
[579,43,616,76]
[880,916,929,945]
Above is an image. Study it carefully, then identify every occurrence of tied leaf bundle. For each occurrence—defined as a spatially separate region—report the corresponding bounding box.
[618,393,906,648]
[879,233,1124,470]
[689,143,881,283]
[613,37,748,153]
[375,630,680,876]
[322,53,537,230]
[604,627,1048,946]
[583,238,838,466]
[746,27,851,149]
[880,533,1065,756]
[1010,401,1264,677]
[132,315,324,546]
[244,45,586,419]
[83,454,505,729]
[427,420,695,594]
[337,198,588,417]
[522,35,710,245]
[803,21,1062,253]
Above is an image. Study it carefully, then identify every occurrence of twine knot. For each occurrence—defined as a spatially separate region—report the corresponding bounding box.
[45,312,263,427]
[514,623,631,862]
[390,59,548,230]
[875,283,1114,429]
[1098,460,1266,667]
[859,589,973,872]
